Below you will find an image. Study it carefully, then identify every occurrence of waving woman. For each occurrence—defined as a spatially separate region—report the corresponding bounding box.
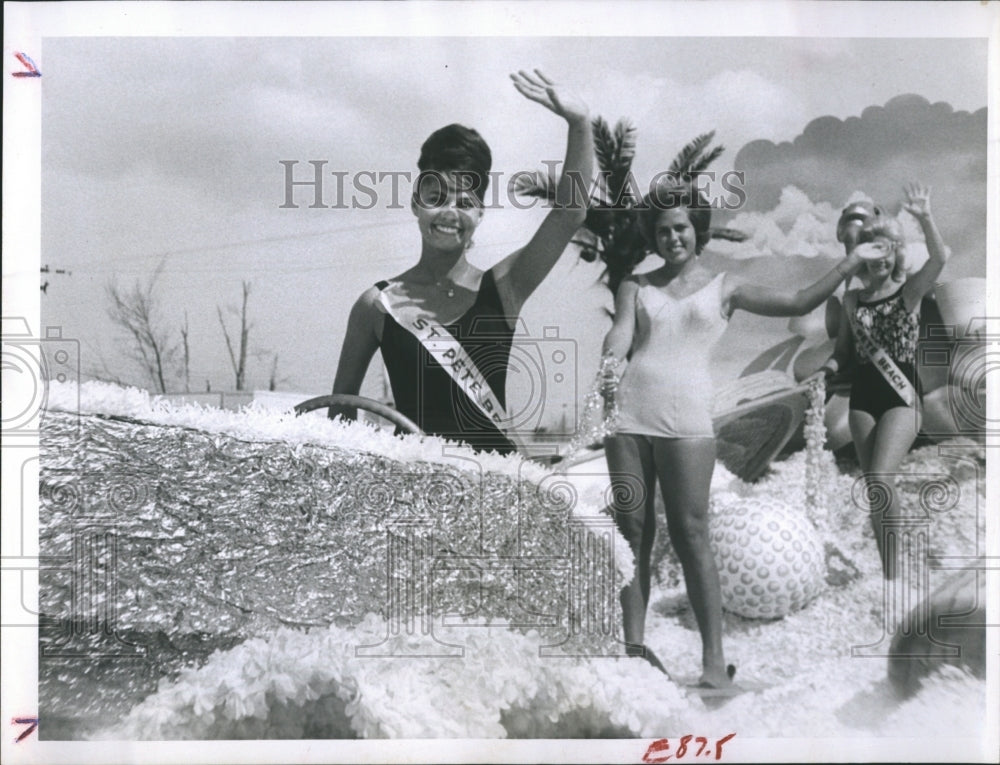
[819,184,949,579]
[323,70,592,454]
[601,181,864,687]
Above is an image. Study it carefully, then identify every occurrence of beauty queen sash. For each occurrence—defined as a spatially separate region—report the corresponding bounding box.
[846,293,918,407]
[377,283,529,453]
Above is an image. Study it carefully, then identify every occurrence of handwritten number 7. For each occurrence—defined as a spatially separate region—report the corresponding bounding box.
[694,737,708,756]
[12,717,39,743]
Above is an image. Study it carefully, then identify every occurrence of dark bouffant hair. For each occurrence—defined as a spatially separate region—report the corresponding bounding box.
[416,124,492,204]
[637,179,712,255]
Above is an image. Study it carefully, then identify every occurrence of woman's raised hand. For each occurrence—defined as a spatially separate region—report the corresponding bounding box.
[510,69,589,124]
[902,182,932,220]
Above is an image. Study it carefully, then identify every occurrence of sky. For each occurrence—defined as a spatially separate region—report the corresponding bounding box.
[3,6,998,762]
[33,32,990,422]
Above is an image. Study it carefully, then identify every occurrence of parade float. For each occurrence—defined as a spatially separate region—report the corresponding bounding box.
[37,279,987,741]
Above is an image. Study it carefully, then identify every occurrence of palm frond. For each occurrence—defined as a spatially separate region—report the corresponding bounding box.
[584,207,615,239]
[589,172,613,207]
[709,226,749,243]
[612,119,638,167]
[608,119,638,203]
[591,116,617,175]
[513,169,558,201]
[688,144,725,174]
[668,131,716,174]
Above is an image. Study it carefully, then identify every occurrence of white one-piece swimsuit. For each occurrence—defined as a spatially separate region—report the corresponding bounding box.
[615,272,729,438]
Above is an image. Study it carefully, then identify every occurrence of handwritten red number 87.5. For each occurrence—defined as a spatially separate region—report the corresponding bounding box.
[642,733,736,763]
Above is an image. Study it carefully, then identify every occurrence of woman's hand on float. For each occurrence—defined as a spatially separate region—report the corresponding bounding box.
[805,359,839,387]
[510,69,589,125]
[902,182,932,220]
[598,352,621,388]
[803,369,829,386]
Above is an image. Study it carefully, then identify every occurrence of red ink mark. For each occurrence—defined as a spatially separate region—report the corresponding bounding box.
[12,52,41,77]
[12,717,38,743]
[644,734,736,763]
[677,734,692,758]
[643,738,672,763]
[714,732,736,760]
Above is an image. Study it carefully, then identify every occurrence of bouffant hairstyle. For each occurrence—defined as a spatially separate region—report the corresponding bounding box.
[637,180,712,255]
[416,124,492,205]
[859,216,908,282]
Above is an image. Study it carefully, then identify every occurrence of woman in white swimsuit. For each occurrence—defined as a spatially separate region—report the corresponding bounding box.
[602,181,864,688]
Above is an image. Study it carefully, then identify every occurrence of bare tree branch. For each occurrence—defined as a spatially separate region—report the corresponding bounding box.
[105,262,178,393]
[218,280,253,391]
[180,311,191,393]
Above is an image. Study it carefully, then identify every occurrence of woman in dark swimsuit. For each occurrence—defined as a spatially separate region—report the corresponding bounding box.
[819,183,949,578]
[326,70,592,454]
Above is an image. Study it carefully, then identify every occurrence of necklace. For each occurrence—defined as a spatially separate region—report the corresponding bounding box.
[424,269,455,298]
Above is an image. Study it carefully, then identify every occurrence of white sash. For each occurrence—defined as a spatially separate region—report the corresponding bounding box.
[378,282,528,453]
[847,293,917,407]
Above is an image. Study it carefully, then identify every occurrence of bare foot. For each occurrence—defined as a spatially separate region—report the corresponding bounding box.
[626,643,671,677]
[697,663,736,689]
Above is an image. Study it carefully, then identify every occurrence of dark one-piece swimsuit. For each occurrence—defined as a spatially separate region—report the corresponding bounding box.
[848,285,921,420]
[376,270,518,455]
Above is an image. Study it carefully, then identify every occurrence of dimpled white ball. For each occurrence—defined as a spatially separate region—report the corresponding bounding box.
[709,495,825,619]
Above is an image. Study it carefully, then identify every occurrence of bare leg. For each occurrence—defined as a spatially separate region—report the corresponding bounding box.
[849,409,884,565]
[604,434,657,652]
[867,407,921,579]
[848,409,878,473]
[652,437,728,687]
[850,406,920,577]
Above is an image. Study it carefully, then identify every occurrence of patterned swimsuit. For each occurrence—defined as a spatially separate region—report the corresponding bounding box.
[847,285,920,418]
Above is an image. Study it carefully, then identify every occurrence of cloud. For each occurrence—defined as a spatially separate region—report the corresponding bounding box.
[584,68,807,182]
[710,184,931,274]
[711,185,862,259]
[732,94,986,277]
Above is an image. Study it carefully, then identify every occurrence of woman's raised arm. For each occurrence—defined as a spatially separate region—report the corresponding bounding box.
[901,183,950,312]
[494,70,593,316]
[724,249,864,319]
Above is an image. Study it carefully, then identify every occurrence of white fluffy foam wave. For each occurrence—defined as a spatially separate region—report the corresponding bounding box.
[45,380,546,479]
[95,614,686,739]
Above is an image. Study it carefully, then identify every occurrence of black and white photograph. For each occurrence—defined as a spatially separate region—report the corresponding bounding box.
[2,2,997,763]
